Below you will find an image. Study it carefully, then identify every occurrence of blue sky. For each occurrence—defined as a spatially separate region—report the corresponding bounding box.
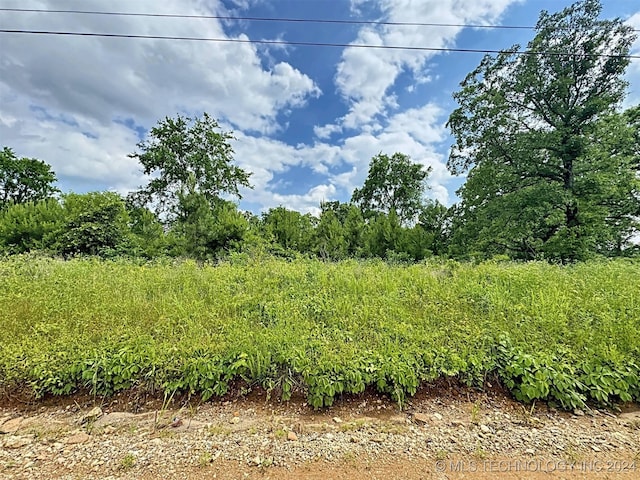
[1,0,639,215]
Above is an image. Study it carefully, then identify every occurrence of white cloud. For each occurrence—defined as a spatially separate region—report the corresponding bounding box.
[0,0,323,197]
[0,0,518,214]
[233,102,453,211]
[332,0,521,131]
[270,184,337,216]
[0,83,145,192]
[313,123,342,140]
[0,0,320,134]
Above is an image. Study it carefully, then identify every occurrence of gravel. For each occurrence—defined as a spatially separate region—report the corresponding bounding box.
[1,392,639,479]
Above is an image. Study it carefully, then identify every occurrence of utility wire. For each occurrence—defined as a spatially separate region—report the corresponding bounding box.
[0,7,539,29]
[3,7,640,32]
[0,28,638,59]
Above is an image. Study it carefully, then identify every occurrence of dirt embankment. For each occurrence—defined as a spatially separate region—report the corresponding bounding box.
[1,385,639,479]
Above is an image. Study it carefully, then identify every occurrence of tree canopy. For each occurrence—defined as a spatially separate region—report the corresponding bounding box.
[129,114,252,220]
[0,147,59,208]
[351,152,431,225]
[447,0,638,260]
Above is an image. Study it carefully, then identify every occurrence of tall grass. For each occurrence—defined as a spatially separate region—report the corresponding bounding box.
[0,255,638,409]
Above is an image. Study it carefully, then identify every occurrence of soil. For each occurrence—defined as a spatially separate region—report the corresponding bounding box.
[1,383,639,479]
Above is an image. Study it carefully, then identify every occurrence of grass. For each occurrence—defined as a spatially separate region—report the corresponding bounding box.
[119,453,136,470]
[0,255,639,410]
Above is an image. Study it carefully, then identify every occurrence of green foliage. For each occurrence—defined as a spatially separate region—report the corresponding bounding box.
[418,200,450,256]
[1,257,638,410]
[447,0,638,261]
[0,147,59,208]
[320,201,366,257]
[315,208,347,260]
[54,192,131,257]
[128,113,252,218]
[352,152,431,225]
[261,207,316,255]
[126,205,168,258]
[0,199,64,253]
[172,183,249,260]
[361,210,403,259]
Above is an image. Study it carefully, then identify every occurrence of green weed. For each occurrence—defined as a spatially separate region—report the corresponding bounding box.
[0,256,638,411]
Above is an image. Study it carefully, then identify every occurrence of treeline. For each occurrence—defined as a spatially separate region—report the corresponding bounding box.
[0,157,448,262]
[1,0,639,263]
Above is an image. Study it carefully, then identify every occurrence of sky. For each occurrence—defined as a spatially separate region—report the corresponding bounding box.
[1,0,640,216]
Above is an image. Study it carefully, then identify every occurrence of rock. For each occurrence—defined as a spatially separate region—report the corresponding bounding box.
[619,411,640,422]
[573,409,585,416]
[433,413,443,421]
[525,448,535,455]
[287,431,298,441]
[229,417,241,425]
[389,415,406,425]
[591,445,601,452]
[170,417,183,428]
[324,433,334,440]
[65,432,90,445]
[332,417,343,424]
[171,419,208,432]
[80,407,103,424]
[0,416,24,434]
[3,435,33,449]
[413,413,430,425]
[93,412,136,428]
[480,424,491,433]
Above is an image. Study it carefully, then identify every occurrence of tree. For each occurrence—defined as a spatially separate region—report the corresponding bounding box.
[0,147,59,208]
[127,205,168,259]
[0,198,63,254]
[361,210,403,258]
[55,192,131,257]
[417,200,450,257]
[447,0,637,260]
[576,107,640,256]
[315,208,347,260]
[129,114,252,219]
[261,207,316,255]
[351,152,431,225]
[171,177,249,260]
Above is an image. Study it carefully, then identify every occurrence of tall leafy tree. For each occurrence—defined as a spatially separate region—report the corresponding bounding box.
[351,152,431,225]
[417,200,451,257]
[447,0,637,260]
[578,106,640,256]
[0,147,59,208]
[129,113,252,220]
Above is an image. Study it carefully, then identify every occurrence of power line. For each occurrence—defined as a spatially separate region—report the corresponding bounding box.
[0,28,638,59]
[0,7,538,30]
[1,7,639,33]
